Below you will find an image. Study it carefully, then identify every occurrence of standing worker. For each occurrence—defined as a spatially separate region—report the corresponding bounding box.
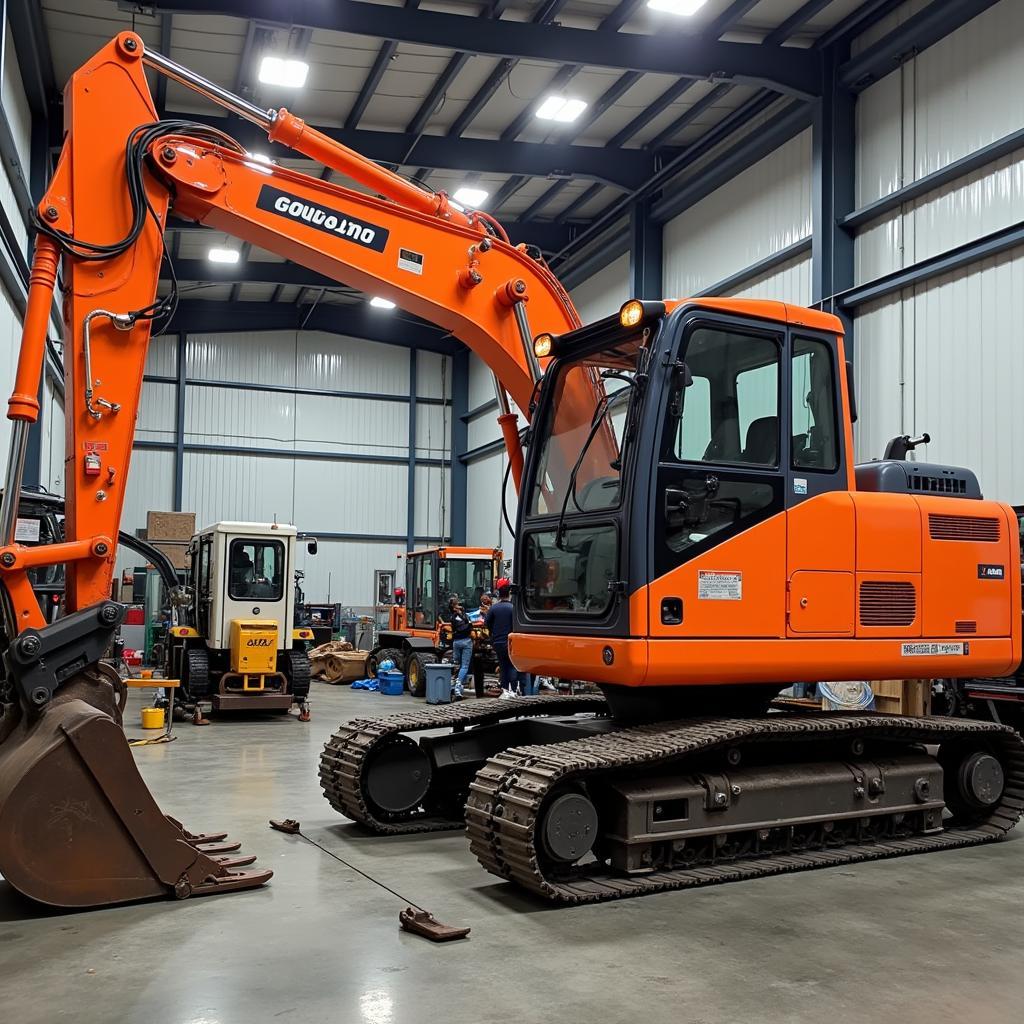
[446,596,473,700]
[485,581,531,698]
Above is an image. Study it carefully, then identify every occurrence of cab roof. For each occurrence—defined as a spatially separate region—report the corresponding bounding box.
[197,521,298,538]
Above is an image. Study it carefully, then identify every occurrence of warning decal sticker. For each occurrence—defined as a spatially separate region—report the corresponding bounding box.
[697,570,742,601]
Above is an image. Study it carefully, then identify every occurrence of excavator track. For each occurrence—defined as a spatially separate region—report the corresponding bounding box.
[319,694,608,834]
[465,713,1024,903]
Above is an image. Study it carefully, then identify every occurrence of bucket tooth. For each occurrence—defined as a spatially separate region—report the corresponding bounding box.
[0,697,272,908]
[166,817,229,844]
[212,853,258,868]
[194,840,242,854]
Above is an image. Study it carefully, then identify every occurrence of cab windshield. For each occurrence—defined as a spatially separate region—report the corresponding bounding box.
[527,334,646,519]
[438,558,494,611]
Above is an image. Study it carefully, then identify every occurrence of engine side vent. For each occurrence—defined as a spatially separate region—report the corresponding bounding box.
[928,514,1001,542]
[859,581,917,627]
[911,475,968,494]
[955,620,977,635]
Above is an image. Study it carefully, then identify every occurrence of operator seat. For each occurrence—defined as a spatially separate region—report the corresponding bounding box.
[740,416,778,466]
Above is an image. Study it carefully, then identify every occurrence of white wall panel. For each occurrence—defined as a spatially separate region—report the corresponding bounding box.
[185,385,294,449]
[468,350,496,408]
[122,449,175,537]
[466,451,516,563]
[0,285,21,467]
[137,381,176,441]
[729,253,813,305]
[295,331,409,395]
[414,464,450,540]
[292,459,407,536]
[856,0,1024,285]
[1,20,30,256]
[40,374,65,494]
[663,129,812,298]
[851,299,906,465]
[146,335,178,377]
[294,539,401,611]
[569,253,631,324]
[182,453,297,529]
[415,402,449,458]
[299,394,408,458]
[187,331,301,386]
[415,350,452,400]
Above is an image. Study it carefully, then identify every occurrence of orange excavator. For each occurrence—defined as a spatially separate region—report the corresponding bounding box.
[0,34,1021,910]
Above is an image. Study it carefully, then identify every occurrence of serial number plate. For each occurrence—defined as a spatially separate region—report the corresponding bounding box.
[901,642,964,657]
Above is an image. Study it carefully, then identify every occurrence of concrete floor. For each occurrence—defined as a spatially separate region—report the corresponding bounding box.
[2,684,1024,1024]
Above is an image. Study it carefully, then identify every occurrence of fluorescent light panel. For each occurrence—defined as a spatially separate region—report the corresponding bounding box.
[258,55,309,88]
[370,297,396,309]
[646,0,709,14]
[535,95,588,123]
[207,247,240,264]
[452,186,489,208]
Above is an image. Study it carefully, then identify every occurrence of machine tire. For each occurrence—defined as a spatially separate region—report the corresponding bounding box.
[368,647,404,679]
[405,651,435,698]
[183,647,210,702]
[282,649,312,701]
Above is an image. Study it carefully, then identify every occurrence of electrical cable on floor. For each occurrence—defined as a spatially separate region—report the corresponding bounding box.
[292,827,426,911]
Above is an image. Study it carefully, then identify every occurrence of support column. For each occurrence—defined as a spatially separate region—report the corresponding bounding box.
[812,44,857,355]
[628,198,663,300]
[173,334,186,510]
[449,349,469,546]
[406,348,417,553]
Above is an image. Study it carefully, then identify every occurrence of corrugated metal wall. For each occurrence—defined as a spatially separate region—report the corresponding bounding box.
[663,129,813,303]
[124,330,452,610]
[852,0,1024,500]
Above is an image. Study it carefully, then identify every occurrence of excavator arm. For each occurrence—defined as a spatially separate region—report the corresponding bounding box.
[0,32,584,909]
[2,31,582,637]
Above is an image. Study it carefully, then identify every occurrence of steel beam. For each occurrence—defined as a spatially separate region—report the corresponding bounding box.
[7,0,56,119]
[450,349,469,545]
[628,199,662,300]
[135,438,449,469]
[839,0,1001,91]
[161,108,654,189]
[646,83,734,153]
[841,126,1024,233]
[142,0,821,97]
[406,349,417,553]
[169,300,458,355]
[173,334,186,510]
[839,220,1024,311]
[764,0,834,45]
[812,46,855,335]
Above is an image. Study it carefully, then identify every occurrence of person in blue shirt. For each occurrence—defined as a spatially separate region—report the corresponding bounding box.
[445,596,473,699]
[484,583,531,698]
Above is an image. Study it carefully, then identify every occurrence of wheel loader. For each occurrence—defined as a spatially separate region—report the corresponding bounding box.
[0,35,1021,912]
[161,522,316,718]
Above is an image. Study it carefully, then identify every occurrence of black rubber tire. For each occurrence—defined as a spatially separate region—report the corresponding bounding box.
[183,647,210,701]
[405,651,436,698]
[368,647,404,679]
[282,648,312,701]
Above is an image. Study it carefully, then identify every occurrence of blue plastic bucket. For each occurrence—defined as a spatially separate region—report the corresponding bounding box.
[378,670,404,696]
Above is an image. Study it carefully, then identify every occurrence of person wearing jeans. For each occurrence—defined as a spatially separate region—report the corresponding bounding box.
[446,596,473,699]
[485,583,531,697]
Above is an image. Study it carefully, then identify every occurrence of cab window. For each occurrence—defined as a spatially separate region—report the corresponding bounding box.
[792,336,839,471]
[228,539,284,601]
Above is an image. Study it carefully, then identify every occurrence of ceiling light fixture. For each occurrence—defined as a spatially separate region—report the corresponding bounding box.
[258,55,309,88]
[452,186,490,208]
[646,0,709,15]
[535,95,588,123]
[370,297,396,309]
[207,247,240,264]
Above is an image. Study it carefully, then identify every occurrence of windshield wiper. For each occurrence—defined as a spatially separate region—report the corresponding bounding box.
[554,378,635,550]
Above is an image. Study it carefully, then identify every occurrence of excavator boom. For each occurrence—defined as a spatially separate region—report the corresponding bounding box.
[0,32,581,908]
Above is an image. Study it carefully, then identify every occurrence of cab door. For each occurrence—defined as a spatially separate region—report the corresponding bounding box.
[647,315,788,639]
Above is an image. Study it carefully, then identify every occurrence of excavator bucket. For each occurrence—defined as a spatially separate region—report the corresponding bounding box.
[0,672,271,908]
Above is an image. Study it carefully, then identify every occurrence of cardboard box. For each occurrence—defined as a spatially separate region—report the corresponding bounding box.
[146,510,196,542]
[151,540,189,571]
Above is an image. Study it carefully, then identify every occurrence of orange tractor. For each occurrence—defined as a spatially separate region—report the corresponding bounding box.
[368,546,502,696]
[0,35,1021,910]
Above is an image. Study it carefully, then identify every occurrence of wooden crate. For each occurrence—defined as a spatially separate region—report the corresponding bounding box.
[870,679,931,717]
[146,510,196,542]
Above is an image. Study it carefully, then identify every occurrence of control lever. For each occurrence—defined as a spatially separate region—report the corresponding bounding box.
[883,433,931,461]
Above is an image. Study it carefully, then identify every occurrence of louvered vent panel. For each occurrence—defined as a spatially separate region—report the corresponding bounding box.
[911,475,967,495]
[955,620,977,635]
[859,581,917,627]
[928,514,1000,542]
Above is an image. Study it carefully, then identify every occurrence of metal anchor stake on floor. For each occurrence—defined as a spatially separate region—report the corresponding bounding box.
[268,819,471,942]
